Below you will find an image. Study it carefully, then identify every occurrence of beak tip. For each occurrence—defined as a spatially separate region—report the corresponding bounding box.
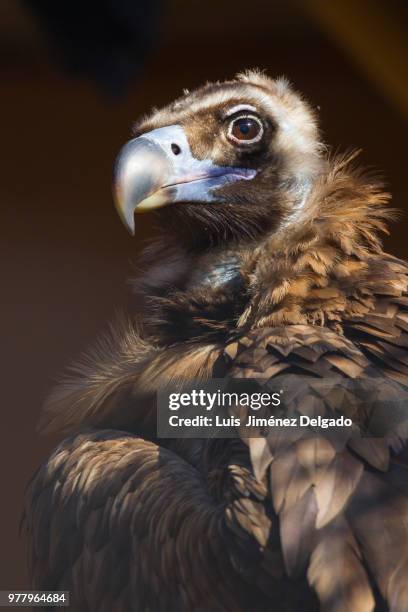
[114,197,136,236]
[122,214,136,236]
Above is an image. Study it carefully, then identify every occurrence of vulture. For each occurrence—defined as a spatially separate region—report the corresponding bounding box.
[25,71,408,612]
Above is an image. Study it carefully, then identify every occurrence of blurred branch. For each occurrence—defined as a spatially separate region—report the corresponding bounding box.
[301,0,408,118]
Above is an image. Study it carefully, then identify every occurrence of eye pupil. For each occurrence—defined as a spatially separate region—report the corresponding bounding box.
[239,121,250,134]
[229,116,262,143]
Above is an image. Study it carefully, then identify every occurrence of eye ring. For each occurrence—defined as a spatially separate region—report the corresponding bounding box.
[227,114,264,145]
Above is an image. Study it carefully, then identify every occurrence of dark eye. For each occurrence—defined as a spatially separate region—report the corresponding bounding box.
[227,115,263,144]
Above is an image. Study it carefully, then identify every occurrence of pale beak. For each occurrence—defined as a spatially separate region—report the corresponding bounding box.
[113,124,257,234]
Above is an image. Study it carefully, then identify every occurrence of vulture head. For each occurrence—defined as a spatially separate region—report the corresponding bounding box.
[114,70,323,245]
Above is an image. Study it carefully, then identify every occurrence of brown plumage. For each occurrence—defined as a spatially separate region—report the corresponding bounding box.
[25,71,408,611]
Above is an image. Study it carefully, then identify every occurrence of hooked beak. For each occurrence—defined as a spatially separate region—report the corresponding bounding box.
[113,125,256,234]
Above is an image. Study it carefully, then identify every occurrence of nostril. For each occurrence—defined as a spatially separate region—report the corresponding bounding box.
[171,143,181,155]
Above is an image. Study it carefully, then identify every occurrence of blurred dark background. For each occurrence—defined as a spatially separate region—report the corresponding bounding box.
[1,0,407,591]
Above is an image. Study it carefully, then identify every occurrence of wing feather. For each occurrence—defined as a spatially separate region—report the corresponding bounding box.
[223,321,408,610]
